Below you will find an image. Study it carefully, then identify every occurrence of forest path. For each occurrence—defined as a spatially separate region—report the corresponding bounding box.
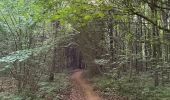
[67,69,102,100]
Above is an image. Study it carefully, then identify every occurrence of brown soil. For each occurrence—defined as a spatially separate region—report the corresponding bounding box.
[67,69,102,100]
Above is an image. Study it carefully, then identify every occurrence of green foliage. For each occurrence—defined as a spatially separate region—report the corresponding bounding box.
[93,73,170,100]
[0,0,170,100]
[37,73,70,100]
[0,45,51,72]
[0,93,23,100]
[0,73,70,100]
[0,50,32,63]
[37,0,107,26]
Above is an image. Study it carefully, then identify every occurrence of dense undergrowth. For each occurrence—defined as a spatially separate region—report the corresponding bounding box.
[0,73,70,100]
[93,71,170,100]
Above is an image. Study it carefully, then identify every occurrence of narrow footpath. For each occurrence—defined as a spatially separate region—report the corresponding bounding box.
[67,69,102,100]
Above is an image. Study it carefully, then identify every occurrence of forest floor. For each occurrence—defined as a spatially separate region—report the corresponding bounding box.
[0,69,125,100]
[64,69,102,100]
[64,69,124,100]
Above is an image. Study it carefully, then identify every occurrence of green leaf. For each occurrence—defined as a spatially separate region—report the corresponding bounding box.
[83,15,92,21]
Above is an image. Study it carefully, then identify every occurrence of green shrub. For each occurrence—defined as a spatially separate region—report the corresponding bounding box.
[93,73,170,100]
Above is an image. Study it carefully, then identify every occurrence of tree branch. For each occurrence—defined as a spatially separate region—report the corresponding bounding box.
[132,11,170,33]
[143,0,170,10]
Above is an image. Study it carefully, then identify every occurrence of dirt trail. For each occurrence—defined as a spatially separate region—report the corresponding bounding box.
[68,69,102,100]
